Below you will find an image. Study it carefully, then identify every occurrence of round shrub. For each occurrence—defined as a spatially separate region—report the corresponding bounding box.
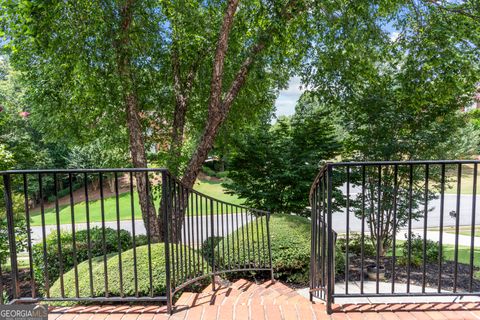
[398,234,441,267]
[50,243,207,298]
[336,233,376,258]
[214,214,347,284]
[32,227,132,287]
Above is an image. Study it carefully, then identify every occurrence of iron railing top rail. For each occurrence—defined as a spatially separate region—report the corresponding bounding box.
[309,164,329,205]
[0,167,270,215]
[0,168,168,174]
[163,170,270,215]
[328,159,480,167]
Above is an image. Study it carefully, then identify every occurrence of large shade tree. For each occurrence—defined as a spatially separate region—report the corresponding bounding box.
[0,0,309,240]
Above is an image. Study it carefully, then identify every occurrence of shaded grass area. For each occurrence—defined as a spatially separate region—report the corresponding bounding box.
[30,179,242,226]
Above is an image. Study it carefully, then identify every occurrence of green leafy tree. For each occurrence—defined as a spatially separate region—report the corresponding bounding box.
[302,1,480,256]
[224,95,340,215]
[1,0,309,241]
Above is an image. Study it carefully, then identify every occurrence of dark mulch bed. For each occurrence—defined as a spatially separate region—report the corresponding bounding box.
[1,269,38,301]
[337,256,480,292]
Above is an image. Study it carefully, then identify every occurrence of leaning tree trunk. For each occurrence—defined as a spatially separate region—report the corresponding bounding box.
[117,0,163,242]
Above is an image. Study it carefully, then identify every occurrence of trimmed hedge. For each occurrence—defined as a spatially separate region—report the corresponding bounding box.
[214,214,346,284]
[32,227,132,286]
[213,214,310,283]
[50,243,207,298]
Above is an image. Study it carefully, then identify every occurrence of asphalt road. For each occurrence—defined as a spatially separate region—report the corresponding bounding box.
[330,193,480,233]
[30,214,255,246]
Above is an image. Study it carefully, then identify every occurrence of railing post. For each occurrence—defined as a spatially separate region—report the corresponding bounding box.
[210,198,215,291]
[162,172,172,314]
[326,164,334,314]
[3,174,19,300]
[266,211,274,282]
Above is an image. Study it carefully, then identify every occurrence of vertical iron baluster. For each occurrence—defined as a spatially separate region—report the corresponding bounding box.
[3,174,19,299]
[315,185,325,296]
[216,202,220,272]
[345,166,350,294]
[68,173,79,298]
[186,188,192,278]
[391,165,398,293]
[99,173,109,297]
[53,173,65,297]
[422,165,429,293]
[240,205,246,269]
[376,165,381,294]
[236,206,241,268]
[114,172,124,297]
[174,183,182,286]
[470,163,477,292]
[245,203,251,267]
[360,166,365,294]
[221,203,226,268]
[453,164,461,293]
[310,186,316,301]
[210,199,215,289]
[205,196,209,274]
[83,173,94,296]
[438,164,445,292]
[181,186,188,281]
[225,202,230,269]
[168,177,176,289]
[194,193,199,276]
[322,173,326,293]
[198,194,203,273]
[22,174,35,298]
[260,210,266,268]
[189,190,195,277]
[129,172,139,297]
[266,211,273,281]
[195,194,202,276]
[326,165,334,314]
[255,208,261,268]
[162,172,172,314]
[146,172,153,296]
[0,256,3,304]
[406,164,413,293]
[250,208,257,268]
[231,205,237,268]
[201,197,204,273]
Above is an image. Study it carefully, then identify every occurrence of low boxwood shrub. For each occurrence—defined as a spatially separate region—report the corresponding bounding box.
[214,214,346,284]
[50,243,207,298]
[398,234,441,267]
[336,233,376,258]
[32,227,132,287]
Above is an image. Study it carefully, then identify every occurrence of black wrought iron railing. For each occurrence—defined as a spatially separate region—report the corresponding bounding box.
[0,168,272,312]
[310,161,480,314]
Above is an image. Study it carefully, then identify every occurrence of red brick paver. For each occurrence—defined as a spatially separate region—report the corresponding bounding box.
[48,279,480,320]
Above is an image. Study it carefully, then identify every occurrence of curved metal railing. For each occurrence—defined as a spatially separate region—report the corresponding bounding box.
[0,168,273,312]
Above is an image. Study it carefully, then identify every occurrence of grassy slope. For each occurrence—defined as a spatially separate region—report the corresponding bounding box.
[30,179,242,226]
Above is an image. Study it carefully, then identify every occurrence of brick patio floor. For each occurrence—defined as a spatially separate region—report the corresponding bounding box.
[48,279,480,320]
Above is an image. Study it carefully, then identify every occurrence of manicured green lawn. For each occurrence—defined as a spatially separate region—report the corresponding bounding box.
[387,241,480,268]
[30,179,242,226]
[429,225,480,237]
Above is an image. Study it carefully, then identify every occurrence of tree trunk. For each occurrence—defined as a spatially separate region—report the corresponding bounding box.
[116,0,163,242]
